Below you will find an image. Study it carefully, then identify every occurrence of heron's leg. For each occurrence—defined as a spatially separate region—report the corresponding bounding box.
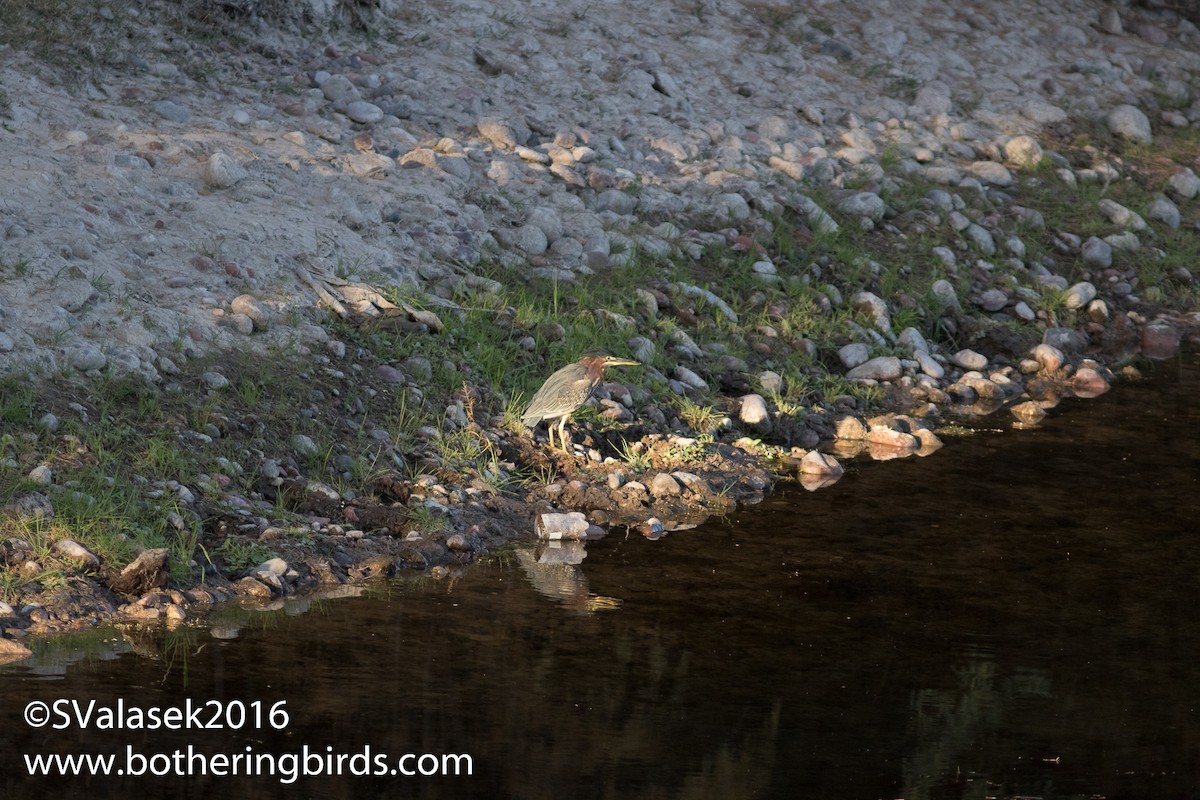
[546,421,557,450]
[558,415,570,451]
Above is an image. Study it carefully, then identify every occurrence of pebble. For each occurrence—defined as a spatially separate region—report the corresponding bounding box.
[977,289,1008,312]
[838,343,870,369]
[54,539,100,569]
[320,74,359,102]
[866,426,918,451]
[851,291,891,334]
[915,351,944,379]
[1167,169,1200,199]
[738,394,771,429]
[291,434,319,456]
[202,371,229,390]
[1147,195,1180,229]
[950,349,988,371]
[69,344,107,372]
[230,295,268,330]
[1081,237,1112,268]
[1004,135,1043,168]
[153,99,191,123]
[964,224,995,255]
[931,280,961,312]
[1031,343,1066,372]
[846,356,901,382]
[1098,199,1146,231]
[1043,327,1087,353]
[1063,281,1097,309]
[838,192,886,222]
[27,465,52,485]
[897,327,929,354]
[970,161,1013,186]
[345,101,384,124]
[1106,104,1152,144]
[203,152,248,190]
[648,473,682,498]
[673,366,708,391]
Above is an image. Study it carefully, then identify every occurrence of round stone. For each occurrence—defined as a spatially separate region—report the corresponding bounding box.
[977,289,1008,311]
[838,192,886,222]
[345,101,384,124]
[1106,104,1152,144]
[203,151,248,189]
[1081,237,1112,268]
[846,356,902,382]
[1064,281,1097,309]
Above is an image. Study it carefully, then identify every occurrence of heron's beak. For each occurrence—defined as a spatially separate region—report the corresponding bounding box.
[605,358,640,367]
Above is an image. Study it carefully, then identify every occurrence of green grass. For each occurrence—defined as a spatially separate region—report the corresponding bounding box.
[214,538,277,575]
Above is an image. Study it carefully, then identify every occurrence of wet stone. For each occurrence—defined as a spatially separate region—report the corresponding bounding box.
[1031,343,1066,372]
[1010,400,1048,425]
[537,512,589,541]
[834,415,869,440]
[1072,368,1109,398]
[867,426,918,450]
[1141,320,1179,360]
[233,576,272,599]
[798,451,843,476]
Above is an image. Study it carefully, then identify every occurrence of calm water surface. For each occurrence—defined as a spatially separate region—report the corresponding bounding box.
[3,356,1200,800]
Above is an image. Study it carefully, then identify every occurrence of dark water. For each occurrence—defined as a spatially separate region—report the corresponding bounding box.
[4,356,1200,800]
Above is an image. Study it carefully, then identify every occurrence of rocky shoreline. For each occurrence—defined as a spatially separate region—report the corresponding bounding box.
[3,0,1200,658]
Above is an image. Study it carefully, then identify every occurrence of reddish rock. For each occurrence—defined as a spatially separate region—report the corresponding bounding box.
[1072,367,1110,398]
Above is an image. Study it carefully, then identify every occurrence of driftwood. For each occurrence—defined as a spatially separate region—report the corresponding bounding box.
[293,255,444,333]
[107,548,169,596]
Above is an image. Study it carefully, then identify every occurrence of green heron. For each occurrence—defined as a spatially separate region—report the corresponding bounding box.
[521,354,640,450]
